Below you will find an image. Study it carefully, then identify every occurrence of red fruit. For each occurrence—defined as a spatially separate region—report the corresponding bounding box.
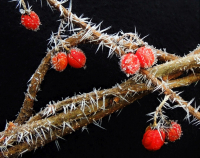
[166,122,182,142]
[142,128,165,151]
[135,47,155,68]
[52,52,68,71]
[120,53,140,75]
[21,11,40,31]
[67,48,86,68]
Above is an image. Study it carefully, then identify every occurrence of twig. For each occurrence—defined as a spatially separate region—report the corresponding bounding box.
[153,95,170,127]
[141,69,200,121]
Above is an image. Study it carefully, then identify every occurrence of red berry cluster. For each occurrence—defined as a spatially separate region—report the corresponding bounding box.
[142,121,182,151]
[51,48,86,72]
[120,47,156,75]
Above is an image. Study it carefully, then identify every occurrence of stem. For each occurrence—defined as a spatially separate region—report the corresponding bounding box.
[141,69,200,120]
[14,51,52,125]
[153,95,170,127]
[149,53,200,78]
[20,0,27,11]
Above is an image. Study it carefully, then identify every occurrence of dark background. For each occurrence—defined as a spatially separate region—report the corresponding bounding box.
[0,0,200,158]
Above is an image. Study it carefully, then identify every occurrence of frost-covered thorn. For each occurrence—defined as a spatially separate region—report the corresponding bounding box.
[124,91,130,98]
[119,95,129,103]
[10,0,24,9]
[19,149,28,157]
[41,128,47,140]
[34,128,44,141]
[70,103,76,112]
[59,4,64,16]
[96,41,105,53]
[176,91,184,96]
[187,97,195,107]
[146,111,156,117]
[116,109,123,117]
[17,132,24,143]
[116,83,122,89]
[93,120,106,130]
[29,132,33,144]
[65,122,75,131]
[101,95,106,110]
[100,26,112,33]
[81,126,89,133]
[190,117,197,124]
[128,88,136,93]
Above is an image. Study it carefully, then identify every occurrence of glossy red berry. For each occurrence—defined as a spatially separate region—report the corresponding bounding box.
[120,53,140,75]
[67,48,86,68]
[52,52,68,72]
[135,47,155,68]
[21,11,40,31]
[142,128,165,151]
[166,121,182,142]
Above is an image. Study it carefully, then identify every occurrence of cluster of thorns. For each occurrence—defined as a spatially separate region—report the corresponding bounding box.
[1,0,200,157]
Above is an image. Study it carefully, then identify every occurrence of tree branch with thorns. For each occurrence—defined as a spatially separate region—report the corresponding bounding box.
[1,0,200,157]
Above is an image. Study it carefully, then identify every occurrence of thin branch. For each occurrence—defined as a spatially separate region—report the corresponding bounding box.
[141,69,200,120]
[153,95,170,126]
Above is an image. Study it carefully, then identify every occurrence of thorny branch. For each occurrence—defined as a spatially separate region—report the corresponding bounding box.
[1,0,200,157]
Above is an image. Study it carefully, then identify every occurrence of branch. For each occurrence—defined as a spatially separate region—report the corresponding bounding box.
[141,69,200,121]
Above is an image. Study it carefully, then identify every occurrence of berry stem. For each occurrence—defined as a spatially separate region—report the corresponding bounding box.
[153,95,170,127]
[21,0,28,13]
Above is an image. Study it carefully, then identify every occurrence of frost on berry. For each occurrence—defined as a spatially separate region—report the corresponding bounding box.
[51,52,68,71]
[166,121,182,142]
[67,48,86,68]
[142,128,166,151]
[135,47,156,68]
[120,53,140,75]
[21,11,41,31]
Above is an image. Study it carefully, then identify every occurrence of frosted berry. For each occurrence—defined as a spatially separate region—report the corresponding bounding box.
[135,47,155,68]
[120,53,140,75]
[21,11,40,31]
[166,121,182,142]
[142,128,165,151]
[52,52,68,71]
[67,48,86,68]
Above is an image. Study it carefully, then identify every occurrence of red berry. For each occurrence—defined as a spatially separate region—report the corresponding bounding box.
[166,122,182,142]
[67,48,86,68]
[142,128,165,151]
[21,11,40,31]
[120,53,140,75]
[52,52,68,71]
[135,47,155,68]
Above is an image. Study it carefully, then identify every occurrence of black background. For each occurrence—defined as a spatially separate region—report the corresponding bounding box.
[0,0,200,158]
